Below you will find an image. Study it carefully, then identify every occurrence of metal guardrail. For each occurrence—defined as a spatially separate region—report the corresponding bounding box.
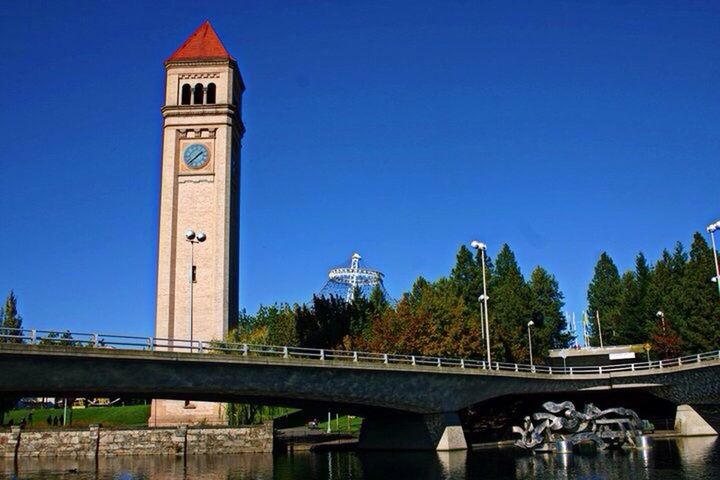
[0,328,717,376]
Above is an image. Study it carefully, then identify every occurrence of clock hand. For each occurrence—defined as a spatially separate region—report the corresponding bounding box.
[191,151,204,163]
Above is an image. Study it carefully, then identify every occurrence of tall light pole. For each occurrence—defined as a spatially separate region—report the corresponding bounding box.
[656,310,666,334]
[707,221,720,298]
[185,229,206,351]
[527,320,535,369]
[471,240,491,365]
[478,294,489,339]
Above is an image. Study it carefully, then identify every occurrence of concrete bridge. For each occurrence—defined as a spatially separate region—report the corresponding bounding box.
[1,330,719,450]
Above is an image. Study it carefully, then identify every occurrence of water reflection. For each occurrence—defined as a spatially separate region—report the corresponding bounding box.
[0,438,718,479]
[436,450,467,478]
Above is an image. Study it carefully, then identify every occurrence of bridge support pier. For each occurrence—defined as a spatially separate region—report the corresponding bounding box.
[358,412,467,451]
[679,405,720,436]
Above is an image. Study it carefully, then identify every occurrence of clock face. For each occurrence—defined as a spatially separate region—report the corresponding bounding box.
[183,144,209,169]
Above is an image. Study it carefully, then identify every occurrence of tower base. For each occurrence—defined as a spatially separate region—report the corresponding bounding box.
[149,399,225,427]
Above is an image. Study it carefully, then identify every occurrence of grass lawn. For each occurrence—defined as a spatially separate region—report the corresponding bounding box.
[4,404,150,428]
[316,414,363,434]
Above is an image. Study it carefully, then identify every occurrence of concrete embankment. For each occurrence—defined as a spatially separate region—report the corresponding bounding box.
[0,423,273,458]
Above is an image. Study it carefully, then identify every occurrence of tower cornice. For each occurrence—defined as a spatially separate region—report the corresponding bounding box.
[165,58,237,69]
[161,105,245,135]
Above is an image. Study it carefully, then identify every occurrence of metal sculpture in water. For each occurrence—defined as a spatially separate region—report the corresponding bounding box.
[512,401,644,451]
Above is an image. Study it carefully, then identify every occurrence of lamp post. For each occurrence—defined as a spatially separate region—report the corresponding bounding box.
[595,310,604,349]
[478,294,489,339]
[471,241,491,365]
[656,310,666,334]
[185,229,206,351]
[527,320,535,369]
[707,221,720,298]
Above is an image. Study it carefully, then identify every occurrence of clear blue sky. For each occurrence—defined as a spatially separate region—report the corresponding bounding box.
[1,1,718,337]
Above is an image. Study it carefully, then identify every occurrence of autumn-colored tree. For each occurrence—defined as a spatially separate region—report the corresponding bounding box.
[363,278,482,358]
[650,324,683,360]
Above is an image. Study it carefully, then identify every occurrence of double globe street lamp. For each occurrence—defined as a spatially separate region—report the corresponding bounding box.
[707,221,720,298]
[527,320,535,370]
[656,310,667,334]
[185,229,207,351]
[478,294,489,339]
[471,240,491,365]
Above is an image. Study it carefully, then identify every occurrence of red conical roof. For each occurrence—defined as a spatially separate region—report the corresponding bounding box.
[167,21,234,62]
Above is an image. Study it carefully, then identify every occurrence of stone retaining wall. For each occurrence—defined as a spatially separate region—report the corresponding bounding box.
[0,423,272,458]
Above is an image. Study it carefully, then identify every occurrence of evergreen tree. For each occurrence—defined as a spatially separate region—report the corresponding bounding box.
[450,245,482,311]
[635,253,651,302]
[645,250,678,337]
[489,244,532,363]
[368,284,389,316]
[528,267,571,359]
[349,288,373,347]
[586,253,622,346]
[1,291,23,343]
[634,252,653,336]
[617,270,645,344]
[678,233,720,352]
[407,277,430,307]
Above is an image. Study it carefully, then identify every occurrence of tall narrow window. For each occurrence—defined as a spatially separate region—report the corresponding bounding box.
[206,83,216,104]
[193,83,204,104]
[181,84,191,105]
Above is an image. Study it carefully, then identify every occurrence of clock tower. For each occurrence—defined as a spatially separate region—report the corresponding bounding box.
[149,21,243,426]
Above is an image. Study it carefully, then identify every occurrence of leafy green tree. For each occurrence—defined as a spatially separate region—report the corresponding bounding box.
[528,267,571,359]
[234,309,256,339]
[586,253,622,346]
[1,291,23,343]
[38,330,77,347]
[226,403,267,425]
[259,304,297,346]
[295,295,352,349]
[228,304,297,346]
[489,244,532,363]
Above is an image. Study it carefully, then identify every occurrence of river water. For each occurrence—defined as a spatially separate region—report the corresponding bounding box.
[0,437,717,479]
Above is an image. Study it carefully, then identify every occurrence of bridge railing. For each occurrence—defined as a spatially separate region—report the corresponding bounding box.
[1,328,718,376]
